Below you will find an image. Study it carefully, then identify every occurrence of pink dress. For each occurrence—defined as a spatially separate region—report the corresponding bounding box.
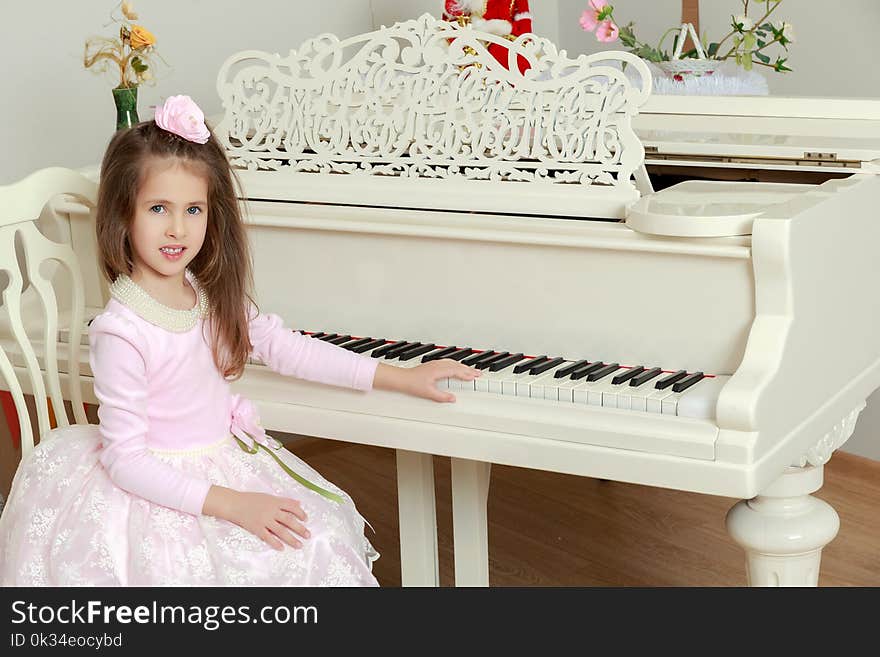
[0,271,380,586]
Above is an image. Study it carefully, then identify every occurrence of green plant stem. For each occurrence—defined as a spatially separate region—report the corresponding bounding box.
[717,2,781,61]
[749,59,781,70]
[751,35,783,55]
[655,26,682,55]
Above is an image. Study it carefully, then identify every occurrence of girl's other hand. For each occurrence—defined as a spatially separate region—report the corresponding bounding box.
[235,492,309,550]
[204,486,309,551]
[374,359,480,403]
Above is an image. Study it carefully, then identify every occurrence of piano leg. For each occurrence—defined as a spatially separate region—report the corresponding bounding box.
[396,450,440,587]
[726,464,840,586]
[451,458,492,587]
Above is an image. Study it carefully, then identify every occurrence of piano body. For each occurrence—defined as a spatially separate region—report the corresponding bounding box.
[3,14,879,585]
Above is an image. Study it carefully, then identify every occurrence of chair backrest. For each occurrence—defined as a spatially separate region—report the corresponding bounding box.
[0,167,98,456]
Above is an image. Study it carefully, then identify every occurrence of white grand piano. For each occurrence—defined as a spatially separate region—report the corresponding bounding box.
[4,14,880,586]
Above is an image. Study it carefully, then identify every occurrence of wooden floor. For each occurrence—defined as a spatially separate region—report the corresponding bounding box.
[287,438,880,587]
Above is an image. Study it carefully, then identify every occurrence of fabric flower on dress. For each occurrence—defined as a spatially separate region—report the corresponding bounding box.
[154,95,210,144]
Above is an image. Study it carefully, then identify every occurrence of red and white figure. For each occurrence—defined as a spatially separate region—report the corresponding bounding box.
[443,0,534,73]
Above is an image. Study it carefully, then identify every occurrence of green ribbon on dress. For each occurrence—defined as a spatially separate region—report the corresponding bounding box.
[232,434,345,504]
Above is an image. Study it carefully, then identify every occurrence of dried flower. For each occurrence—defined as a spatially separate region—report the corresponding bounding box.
[83,2,163,89]
[121,1,138,20]
[129,25,155,49]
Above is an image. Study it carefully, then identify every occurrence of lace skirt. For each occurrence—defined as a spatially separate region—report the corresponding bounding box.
[0,424,379,586]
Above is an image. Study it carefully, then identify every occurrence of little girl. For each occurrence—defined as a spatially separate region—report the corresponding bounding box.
[0,95,479,586]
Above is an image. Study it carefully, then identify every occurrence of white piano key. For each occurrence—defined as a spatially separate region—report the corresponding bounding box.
[489,365,521,394]
[601,381,631,409]
[646,387,675,413]
[587,374,623,406]
[555,375,584,403]
[571,380,590,404]
[661,393,681,416]
[514,364,566,399]
[627,378,661,412]
[525,364,569,399]
[599,367,639,407]
[477,363,517,393]
[676,375,729,420]
[569,371,614,406]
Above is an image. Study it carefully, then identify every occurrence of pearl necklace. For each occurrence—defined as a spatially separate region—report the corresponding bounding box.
[109,269,209,332]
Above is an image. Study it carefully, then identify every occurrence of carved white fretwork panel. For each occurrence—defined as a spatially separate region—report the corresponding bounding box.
[215,13,651,189]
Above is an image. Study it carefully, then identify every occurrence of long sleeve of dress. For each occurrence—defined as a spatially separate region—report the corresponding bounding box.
[247,308,378,391]
[89,312,212,516]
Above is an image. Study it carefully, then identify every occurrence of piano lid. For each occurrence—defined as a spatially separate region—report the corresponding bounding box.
[635,95,880,174]
[215,14,652,220]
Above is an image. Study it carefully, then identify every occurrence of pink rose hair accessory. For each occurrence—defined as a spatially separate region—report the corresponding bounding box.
[154,94,211,144]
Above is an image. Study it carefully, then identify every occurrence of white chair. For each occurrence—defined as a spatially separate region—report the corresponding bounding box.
[0,167,99,457]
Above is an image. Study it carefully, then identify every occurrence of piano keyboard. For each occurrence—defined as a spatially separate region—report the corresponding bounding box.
[283,332,729,421]
[59,318,723,421]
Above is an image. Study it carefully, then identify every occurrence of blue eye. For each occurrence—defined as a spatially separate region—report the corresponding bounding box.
[187,206,202,215]
[150,204,165,214]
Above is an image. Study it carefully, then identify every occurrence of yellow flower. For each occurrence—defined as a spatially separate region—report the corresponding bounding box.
[129,25,155,49]
[121,1,139,20]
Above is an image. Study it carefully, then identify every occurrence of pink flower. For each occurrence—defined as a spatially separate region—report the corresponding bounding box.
[579,0,610,33]
[154,94,210,144]
[595,20,619,43]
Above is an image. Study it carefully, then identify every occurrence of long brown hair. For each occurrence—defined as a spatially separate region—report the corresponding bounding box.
[95,120,256,380]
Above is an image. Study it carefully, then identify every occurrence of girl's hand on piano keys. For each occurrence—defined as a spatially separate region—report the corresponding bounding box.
[374,359,480,403]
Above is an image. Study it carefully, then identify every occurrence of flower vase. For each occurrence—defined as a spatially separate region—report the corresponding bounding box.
[112,86,139,131]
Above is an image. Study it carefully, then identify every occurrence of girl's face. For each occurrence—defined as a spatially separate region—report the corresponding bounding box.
[130,157,208,284]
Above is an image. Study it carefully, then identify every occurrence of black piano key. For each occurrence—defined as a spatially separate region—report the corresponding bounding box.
[461,350,498,367]
[554,359,590,378]
[514,356,549,374]
[351,338,387,354]
[630,367,662,387]
[655,370,688,390]
[328,334,352,345]
[529,357,565,376]
[421,346,459,363]
[612,366,645,385]
[399,343,437,361]
[672,372,705,393]
[371,340,408,358]
[489,353,525,372]
[570,361,605,380]
[384,341,421,359]
[310,332,327,340]
[475,351,511,370]
[343,337,375,351]
[319,333,339,342]
[586,363,620,382]
[442,348,475,362]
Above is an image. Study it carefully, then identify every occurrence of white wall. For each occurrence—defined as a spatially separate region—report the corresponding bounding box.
[0,0,374,185]
[556,0,880,97]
